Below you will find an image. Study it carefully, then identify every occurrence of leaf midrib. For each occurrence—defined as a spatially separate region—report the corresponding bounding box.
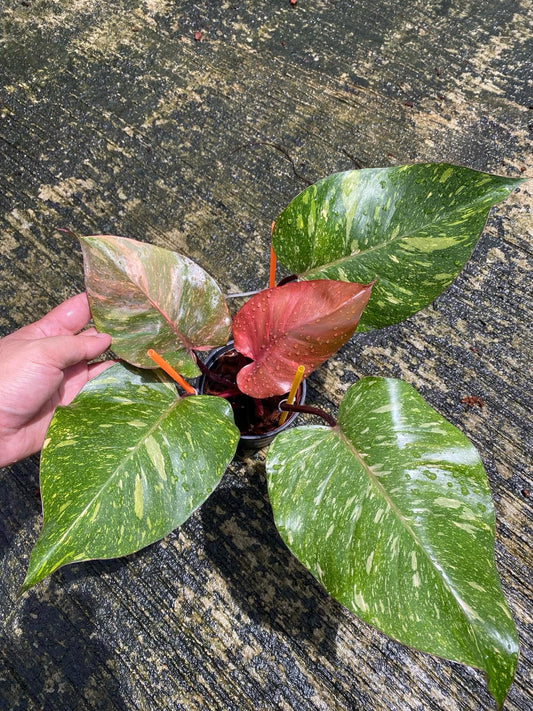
[36,387,182,575]
[130,262,194,352]
[299,188,510,278]
[249,285,369,368]
[335,426,485,664]
[88,238,193,351]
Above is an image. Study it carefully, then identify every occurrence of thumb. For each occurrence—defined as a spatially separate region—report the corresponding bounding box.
[35,332,112,371]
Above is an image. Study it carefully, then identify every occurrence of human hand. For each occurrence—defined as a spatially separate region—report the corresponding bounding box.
[0,293,112,467]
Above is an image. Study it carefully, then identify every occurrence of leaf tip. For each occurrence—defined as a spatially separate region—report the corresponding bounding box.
[19,567,43,596]
[56,227,80,240]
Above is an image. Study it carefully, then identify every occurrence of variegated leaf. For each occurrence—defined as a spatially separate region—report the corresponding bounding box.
[267,377,518,708]
[233,280,372,398]
[80,234,231,377]
[23,363,239,590]
[272,164,523,331]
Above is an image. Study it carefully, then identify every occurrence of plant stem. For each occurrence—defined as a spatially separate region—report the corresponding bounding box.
[195,354,236,387]
[279,402,337,427]
[210,388,241,399]
[226,289,262,299]
[254,398,265,418]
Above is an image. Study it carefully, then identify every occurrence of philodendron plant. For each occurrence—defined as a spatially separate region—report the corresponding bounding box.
[23,164,523,707]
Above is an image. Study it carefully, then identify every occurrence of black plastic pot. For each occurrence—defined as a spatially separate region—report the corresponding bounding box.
[198,342,307,450]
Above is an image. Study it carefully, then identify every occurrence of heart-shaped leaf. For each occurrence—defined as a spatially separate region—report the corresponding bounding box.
[232,280,373,398]
[267,377,518,708]
[80,235,231,377]
[23,363,239,590]
[272,164,523,331]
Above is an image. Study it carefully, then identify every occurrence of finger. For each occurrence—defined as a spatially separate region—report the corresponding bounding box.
[24,293,92,339]
[87,359,117,379]
[34,332,112,370]
[59,359,116,405]
[81,326,100,336]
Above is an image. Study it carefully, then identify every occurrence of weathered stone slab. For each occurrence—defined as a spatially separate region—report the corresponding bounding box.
[1,1,531,709]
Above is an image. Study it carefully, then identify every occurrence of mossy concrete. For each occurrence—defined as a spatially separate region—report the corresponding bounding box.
[0,1,531,709]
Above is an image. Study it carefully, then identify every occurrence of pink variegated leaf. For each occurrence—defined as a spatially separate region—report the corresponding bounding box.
[233,280,373,398]
[80,235,231,377]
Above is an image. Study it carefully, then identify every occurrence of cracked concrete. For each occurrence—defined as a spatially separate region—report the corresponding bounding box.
[0,1,531,710]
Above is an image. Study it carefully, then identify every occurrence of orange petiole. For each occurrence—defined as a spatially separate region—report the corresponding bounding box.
[147,349,197,395]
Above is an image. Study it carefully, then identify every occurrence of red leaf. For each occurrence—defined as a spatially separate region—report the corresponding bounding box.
[233,280,373,398]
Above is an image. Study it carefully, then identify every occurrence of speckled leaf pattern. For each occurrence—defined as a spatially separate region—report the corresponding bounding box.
[267,377,518,708]
[80,234,231,377]
[272,165,523,331]
[23,363,239,590]
[233,280,373,398]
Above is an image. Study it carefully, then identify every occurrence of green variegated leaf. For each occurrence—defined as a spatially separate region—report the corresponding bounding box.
[80,234,231,377]
[267,377,517,708]
[23,363,239,590]
[272,165,523,331]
